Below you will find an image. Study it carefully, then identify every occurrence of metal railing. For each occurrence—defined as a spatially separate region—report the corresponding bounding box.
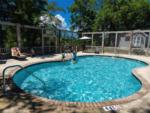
[3,65,23,95]
[2,65,46,95]
[0,45,150,58]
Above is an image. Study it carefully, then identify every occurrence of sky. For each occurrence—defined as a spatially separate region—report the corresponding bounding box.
[48,0,74,30]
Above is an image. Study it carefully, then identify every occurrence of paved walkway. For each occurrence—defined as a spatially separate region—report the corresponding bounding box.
[0,52,150,113]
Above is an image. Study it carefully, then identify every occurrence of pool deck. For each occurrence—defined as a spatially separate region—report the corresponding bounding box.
[0,52,150,113]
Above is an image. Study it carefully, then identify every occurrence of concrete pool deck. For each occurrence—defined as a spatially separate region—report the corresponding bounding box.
[0,52,150,113]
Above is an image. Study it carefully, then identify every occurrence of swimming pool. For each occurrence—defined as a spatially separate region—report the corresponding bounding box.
[13,56,147,102]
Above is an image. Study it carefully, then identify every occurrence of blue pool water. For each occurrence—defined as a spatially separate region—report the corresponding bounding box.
[13,56,147,102]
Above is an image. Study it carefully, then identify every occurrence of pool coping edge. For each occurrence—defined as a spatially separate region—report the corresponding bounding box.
[6,54,150,108]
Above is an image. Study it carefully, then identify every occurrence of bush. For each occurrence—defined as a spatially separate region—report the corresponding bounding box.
[132,48,145,55]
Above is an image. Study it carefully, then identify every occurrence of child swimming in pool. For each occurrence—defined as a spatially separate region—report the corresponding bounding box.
[62,52,65,61]
[72,50,77,64]
[61,47,66,61]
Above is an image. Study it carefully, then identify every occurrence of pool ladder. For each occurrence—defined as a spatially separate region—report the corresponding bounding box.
[2,65,46,95]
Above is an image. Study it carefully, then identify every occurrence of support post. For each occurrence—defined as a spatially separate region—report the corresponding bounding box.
[129,32,133,55]
[49,31,51,53]
[55,31,58,53]
[81,32,84,51]
[41,28,44,55]
[102,32,105,53]
[16,24,21,48]
[114,33,118,54]
[58,30,61,53]
[82,32,83,37]
[144,35,146,50]
[91,34,94,46]
[71,32,73,47]
[57,30,62,53]
[143,33,146,56]
[147,32,150,56]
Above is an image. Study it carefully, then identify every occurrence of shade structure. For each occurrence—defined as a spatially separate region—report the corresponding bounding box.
[80,36,91,40]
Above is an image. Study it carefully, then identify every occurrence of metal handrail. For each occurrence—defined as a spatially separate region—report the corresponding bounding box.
[3,65,23,95]
[2,65,46,95]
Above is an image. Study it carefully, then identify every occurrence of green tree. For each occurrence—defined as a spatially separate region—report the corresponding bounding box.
[93,0,150,31]
[4,27,17,48]
[48,1,64,13]
[2,0,64,48]
[11,0,48,25]
[69,0,98,32]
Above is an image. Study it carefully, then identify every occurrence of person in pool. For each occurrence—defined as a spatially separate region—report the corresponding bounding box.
[62,53,65,61]
[61,47,66,61]
[72,49,77,64]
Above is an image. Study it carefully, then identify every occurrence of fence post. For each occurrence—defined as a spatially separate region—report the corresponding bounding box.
[16,24,21,48]
[91,33,94,47]
[114,32,118,54]
[41,28,44,55]
[55,31,58,53]
[129,31,133,55]
[59,30,62,53]
[102,32,105,53]
[147,32,150,56]
[48,31,51,53]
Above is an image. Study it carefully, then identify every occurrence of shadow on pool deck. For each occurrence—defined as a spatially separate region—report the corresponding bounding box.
[0,91,59,113]
[0,88,114,113]
[0,82,150,113]
[1,90,150,113]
